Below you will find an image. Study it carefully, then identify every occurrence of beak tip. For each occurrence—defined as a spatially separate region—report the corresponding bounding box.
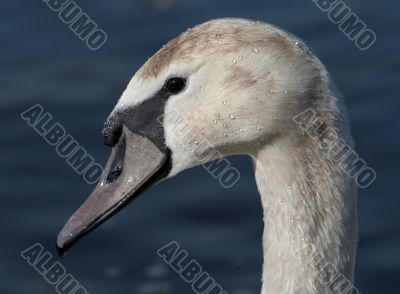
[56,232,71,257]
[56,244,67,257]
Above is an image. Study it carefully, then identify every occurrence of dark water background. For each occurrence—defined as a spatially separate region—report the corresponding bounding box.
[1,0,399,293]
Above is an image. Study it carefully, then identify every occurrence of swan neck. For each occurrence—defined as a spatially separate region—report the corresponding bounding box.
[253,138,357,294]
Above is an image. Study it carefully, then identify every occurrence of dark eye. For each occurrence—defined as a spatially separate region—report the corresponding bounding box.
[165,77,186,95]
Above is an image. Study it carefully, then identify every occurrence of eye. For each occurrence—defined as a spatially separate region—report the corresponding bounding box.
[165,77,186,95]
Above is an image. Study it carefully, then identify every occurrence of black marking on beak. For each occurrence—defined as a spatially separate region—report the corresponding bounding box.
[102,113,123,147]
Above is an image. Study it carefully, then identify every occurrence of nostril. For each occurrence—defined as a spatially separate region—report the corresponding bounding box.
[107,164,123,183]
[106,134,126,184]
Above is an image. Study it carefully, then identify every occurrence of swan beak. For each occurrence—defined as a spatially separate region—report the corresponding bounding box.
[56,126,171,255]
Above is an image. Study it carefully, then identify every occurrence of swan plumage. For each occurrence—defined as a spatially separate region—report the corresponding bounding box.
[58,18,357,294]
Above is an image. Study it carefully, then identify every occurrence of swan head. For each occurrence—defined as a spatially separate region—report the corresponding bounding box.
[57,18,329,254]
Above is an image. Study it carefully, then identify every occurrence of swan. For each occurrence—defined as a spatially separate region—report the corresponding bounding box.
[57,18,358,293]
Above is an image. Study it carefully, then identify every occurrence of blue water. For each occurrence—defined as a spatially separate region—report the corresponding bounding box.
[1,0,399,293]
